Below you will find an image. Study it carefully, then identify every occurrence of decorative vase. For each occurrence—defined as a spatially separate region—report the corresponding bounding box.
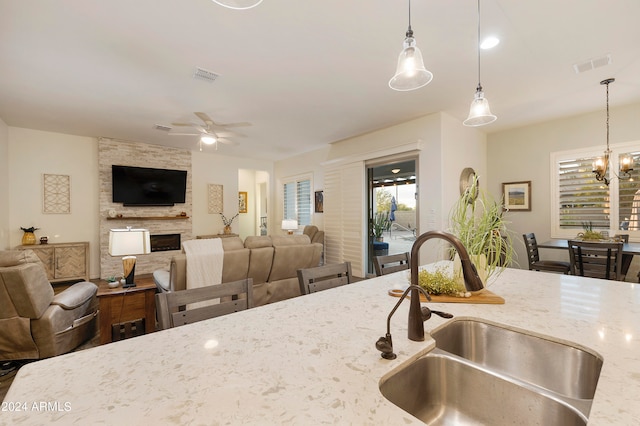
[21,231,36,245]
[224,225,232,235]
[453,253,488,288]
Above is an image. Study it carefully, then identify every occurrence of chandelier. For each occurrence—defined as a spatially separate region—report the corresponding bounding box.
[592,78,633,185]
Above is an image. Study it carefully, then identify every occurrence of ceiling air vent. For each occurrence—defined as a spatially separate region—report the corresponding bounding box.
[573,54,611,74]
[193,67,219,83]
[154,124,172,132]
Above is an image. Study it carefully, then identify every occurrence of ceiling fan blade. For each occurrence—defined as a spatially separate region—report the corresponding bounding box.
[194,112,213,124]
[217,138,239,145]
[168,131,200,136]
[211,121,251,129]
[171,121,200,127]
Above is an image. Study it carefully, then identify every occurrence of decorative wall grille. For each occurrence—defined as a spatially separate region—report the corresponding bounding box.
[208,184,223,214]
[43,174,71,214]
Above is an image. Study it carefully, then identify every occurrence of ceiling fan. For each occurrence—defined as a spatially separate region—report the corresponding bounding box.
[168,112,250,151]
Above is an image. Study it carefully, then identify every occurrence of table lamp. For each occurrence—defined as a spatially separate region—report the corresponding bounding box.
[281,219,298,235]
[108,227,151,288]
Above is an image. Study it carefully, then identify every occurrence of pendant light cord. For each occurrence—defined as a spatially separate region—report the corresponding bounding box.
[406,0,413,37]
[606,80,610,151]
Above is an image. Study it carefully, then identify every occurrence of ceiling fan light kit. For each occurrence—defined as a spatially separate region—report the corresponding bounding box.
[166,112,249,151]
[389,0,433,91]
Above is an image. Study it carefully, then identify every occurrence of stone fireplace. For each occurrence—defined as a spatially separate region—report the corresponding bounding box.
[98,138,192,279]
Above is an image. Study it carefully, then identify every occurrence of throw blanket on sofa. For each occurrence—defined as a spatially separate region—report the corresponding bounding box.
[182,238,224,290]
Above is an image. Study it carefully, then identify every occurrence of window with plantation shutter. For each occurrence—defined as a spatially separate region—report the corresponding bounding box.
[551,143,640,238]
[557,156,609,230]
[282,174,312,226]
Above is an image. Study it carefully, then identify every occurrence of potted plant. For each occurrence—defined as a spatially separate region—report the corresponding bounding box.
[448,175,514,284]
[577,221,605,240]
[372,211,389,242]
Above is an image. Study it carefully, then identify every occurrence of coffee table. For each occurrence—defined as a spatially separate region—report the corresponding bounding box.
[96,274,157,344]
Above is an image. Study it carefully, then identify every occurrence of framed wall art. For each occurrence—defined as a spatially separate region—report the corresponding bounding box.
[315,190,323,213]
[238,191,248,213]
[502,181,531,211]
[207,183,223,214]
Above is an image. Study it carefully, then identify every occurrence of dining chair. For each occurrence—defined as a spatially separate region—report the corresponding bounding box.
[613,234,632,281]
[373,252,410,276]
[567,240,624,280]
[155,278,253,330]
[297,262,352,295]
[523,233,570,274]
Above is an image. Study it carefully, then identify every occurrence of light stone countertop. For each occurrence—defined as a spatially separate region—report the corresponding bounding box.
[2,267,640,425]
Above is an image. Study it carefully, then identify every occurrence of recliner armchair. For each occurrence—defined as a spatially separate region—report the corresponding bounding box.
[0,250,98,361]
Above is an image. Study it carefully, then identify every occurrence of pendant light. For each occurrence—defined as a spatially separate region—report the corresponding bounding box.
[211,0,263,10]
[463,0,497,127]
[592,78,633,185]
[389,0,433,91]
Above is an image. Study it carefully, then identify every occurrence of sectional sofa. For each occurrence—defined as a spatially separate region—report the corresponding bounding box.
[154,234,323,306]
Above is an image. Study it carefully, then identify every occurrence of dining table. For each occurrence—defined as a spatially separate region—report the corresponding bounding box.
[538,238,640,255]
[539,238,640,281]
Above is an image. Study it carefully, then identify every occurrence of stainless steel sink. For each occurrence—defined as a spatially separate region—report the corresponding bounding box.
[379,318,603,425]
[430,318,603,400]
[380,352,588,425]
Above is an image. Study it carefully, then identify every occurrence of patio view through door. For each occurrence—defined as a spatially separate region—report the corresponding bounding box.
[366,157,417,276]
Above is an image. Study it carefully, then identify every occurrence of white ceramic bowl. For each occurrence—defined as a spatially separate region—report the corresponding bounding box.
[107,281,119,289]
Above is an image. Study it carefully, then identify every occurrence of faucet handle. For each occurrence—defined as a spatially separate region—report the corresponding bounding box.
[376,334,396,360]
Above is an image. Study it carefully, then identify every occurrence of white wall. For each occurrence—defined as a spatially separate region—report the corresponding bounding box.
[273,112,487,268]
[0,118,8,249]
[191,152,272,240]
[8,127,100,273]
[6,128,273,278]
[274,146,330,234]
[487,101,640,268]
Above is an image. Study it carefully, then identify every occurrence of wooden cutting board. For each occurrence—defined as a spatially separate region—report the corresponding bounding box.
[388,287,505,304]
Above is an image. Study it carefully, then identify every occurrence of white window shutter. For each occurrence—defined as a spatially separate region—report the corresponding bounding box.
[324,162,365,277]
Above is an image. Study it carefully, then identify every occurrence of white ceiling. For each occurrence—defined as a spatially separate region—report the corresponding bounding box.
[1,0,639,161]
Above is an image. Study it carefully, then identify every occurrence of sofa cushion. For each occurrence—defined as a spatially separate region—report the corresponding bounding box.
[268,242,322,282]
[244,236,273,249]
[51,282,98,310]
[0,250,41,267]
[271,235,310,246]
[222,237,245,251]
[0,263,54,319]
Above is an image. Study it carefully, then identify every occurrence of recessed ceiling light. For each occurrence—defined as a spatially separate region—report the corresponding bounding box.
[391,168,401,174]
[480,36,500,50]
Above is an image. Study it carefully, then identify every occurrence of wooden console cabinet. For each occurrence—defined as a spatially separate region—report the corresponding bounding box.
[17,241,90,283]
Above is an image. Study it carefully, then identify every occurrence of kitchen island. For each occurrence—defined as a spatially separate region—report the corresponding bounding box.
[3,267,639,425]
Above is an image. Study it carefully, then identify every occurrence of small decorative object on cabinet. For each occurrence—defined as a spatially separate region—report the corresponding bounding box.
[20,226,39,245]
[17,241,90,283]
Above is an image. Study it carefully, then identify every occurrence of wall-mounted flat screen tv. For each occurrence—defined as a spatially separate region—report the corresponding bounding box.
[112,165,187,206]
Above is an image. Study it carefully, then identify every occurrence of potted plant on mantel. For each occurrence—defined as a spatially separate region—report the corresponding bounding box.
[448,175,515,285]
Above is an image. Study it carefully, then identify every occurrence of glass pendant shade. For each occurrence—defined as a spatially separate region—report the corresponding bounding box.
[389,35,433,91]
[463,88,497,126]
[211,0,263,10]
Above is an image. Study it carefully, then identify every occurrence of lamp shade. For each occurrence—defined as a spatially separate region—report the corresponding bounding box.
[389,36,433,91]
[281,220,298,231]
[463,88,497,127]
[108,228,151,256]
